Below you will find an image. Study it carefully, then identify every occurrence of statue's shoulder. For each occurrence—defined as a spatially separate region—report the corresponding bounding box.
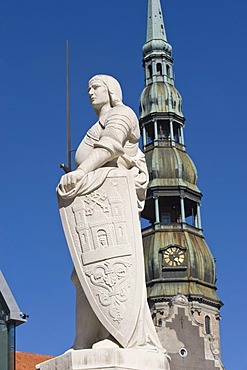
[106,105,138,124]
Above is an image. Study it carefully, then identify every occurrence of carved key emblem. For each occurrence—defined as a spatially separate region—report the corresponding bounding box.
[84,192,110,215]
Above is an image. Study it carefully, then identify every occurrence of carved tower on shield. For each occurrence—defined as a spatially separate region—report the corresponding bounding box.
[140,1,225,369]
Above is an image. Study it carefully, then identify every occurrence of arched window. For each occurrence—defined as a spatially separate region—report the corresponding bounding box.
[97,229,109,249]
[157,63,162,75]
[205,315,211,334]
[147,65,153,79]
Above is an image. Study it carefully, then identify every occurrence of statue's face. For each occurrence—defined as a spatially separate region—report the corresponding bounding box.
[88,80,110,110]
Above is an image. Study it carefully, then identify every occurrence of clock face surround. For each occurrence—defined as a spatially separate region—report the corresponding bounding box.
[163,246,185,267]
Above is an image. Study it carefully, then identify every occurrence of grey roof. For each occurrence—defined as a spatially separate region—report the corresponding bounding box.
[0,271,27,326]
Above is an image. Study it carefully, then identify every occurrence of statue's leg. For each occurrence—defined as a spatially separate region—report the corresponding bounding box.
[71,269,109,349]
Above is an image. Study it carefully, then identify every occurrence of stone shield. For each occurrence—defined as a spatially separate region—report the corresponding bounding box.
[58,170,145,348]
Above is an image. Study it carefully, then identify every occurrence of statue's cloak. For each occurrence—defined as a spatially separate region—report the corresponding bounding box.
[57,169,146,347]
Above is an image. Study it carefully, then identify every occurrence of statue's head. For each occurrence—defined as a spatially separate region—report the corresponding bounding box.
[88,75,123,113]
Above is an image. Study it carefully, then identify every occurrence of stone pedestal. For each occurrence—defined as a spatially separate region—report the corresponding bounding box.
[36,347,170,370]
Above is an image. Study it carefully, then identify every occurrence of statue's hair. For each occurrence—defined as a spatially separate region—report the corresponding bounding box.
[88,74,123,108]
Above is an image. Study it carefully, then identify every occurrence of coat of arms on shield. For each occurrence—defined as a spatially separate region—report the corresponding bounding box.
[58,169,145,347]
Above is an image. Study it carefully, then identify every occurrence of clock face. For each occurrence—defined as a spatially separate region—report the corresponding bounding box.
[163,247,185,267]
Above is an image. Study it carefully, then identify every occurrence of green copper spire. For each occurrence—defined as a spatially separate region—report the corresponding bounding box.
[146,0,167,42]
[139,2,224,368]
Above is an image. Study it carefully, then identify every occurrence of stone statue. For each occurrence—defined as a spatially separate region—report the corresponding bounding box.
[58,75,148,212]
[56,75,166,355]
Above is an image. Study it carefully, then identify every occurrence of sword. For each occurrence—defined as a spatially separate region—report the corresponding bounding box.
[60,40,72,173]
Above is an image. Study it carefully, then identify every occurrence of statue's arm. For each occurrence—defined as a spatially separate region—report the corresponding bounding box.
[77,119,128,173]
[59,115,130,192]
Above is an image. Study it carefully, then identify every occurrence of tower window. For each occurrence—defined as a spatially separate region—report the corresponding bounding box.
[205,315,211,334]
[157,63,162,75]
[159,197,181,224]
[145,123,154,144]
[173,124,180,143]
[184,199,198,228]
[157,120,170,140]
[147,65,152,79]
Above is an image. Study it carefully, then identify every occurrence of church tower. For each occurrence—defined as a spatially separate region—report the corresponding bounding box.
[140,1,224,369]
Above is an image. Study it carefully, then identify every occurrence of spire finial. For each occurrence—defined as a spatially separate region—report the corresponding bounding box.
[142,0,173,90]
[146,0,167,42]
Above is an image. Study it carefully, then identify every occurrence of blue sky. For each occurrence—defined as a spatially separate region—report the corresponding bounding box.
[0,0,247,369]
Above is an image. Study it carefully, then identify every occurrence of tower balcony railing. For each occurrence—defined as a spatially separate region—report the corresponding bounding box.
[141,222,203,236]
[144,140,185,152]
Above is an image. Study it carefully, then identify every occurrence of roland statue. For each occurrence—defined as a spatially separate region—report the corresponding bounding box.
[55,75,170,369]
